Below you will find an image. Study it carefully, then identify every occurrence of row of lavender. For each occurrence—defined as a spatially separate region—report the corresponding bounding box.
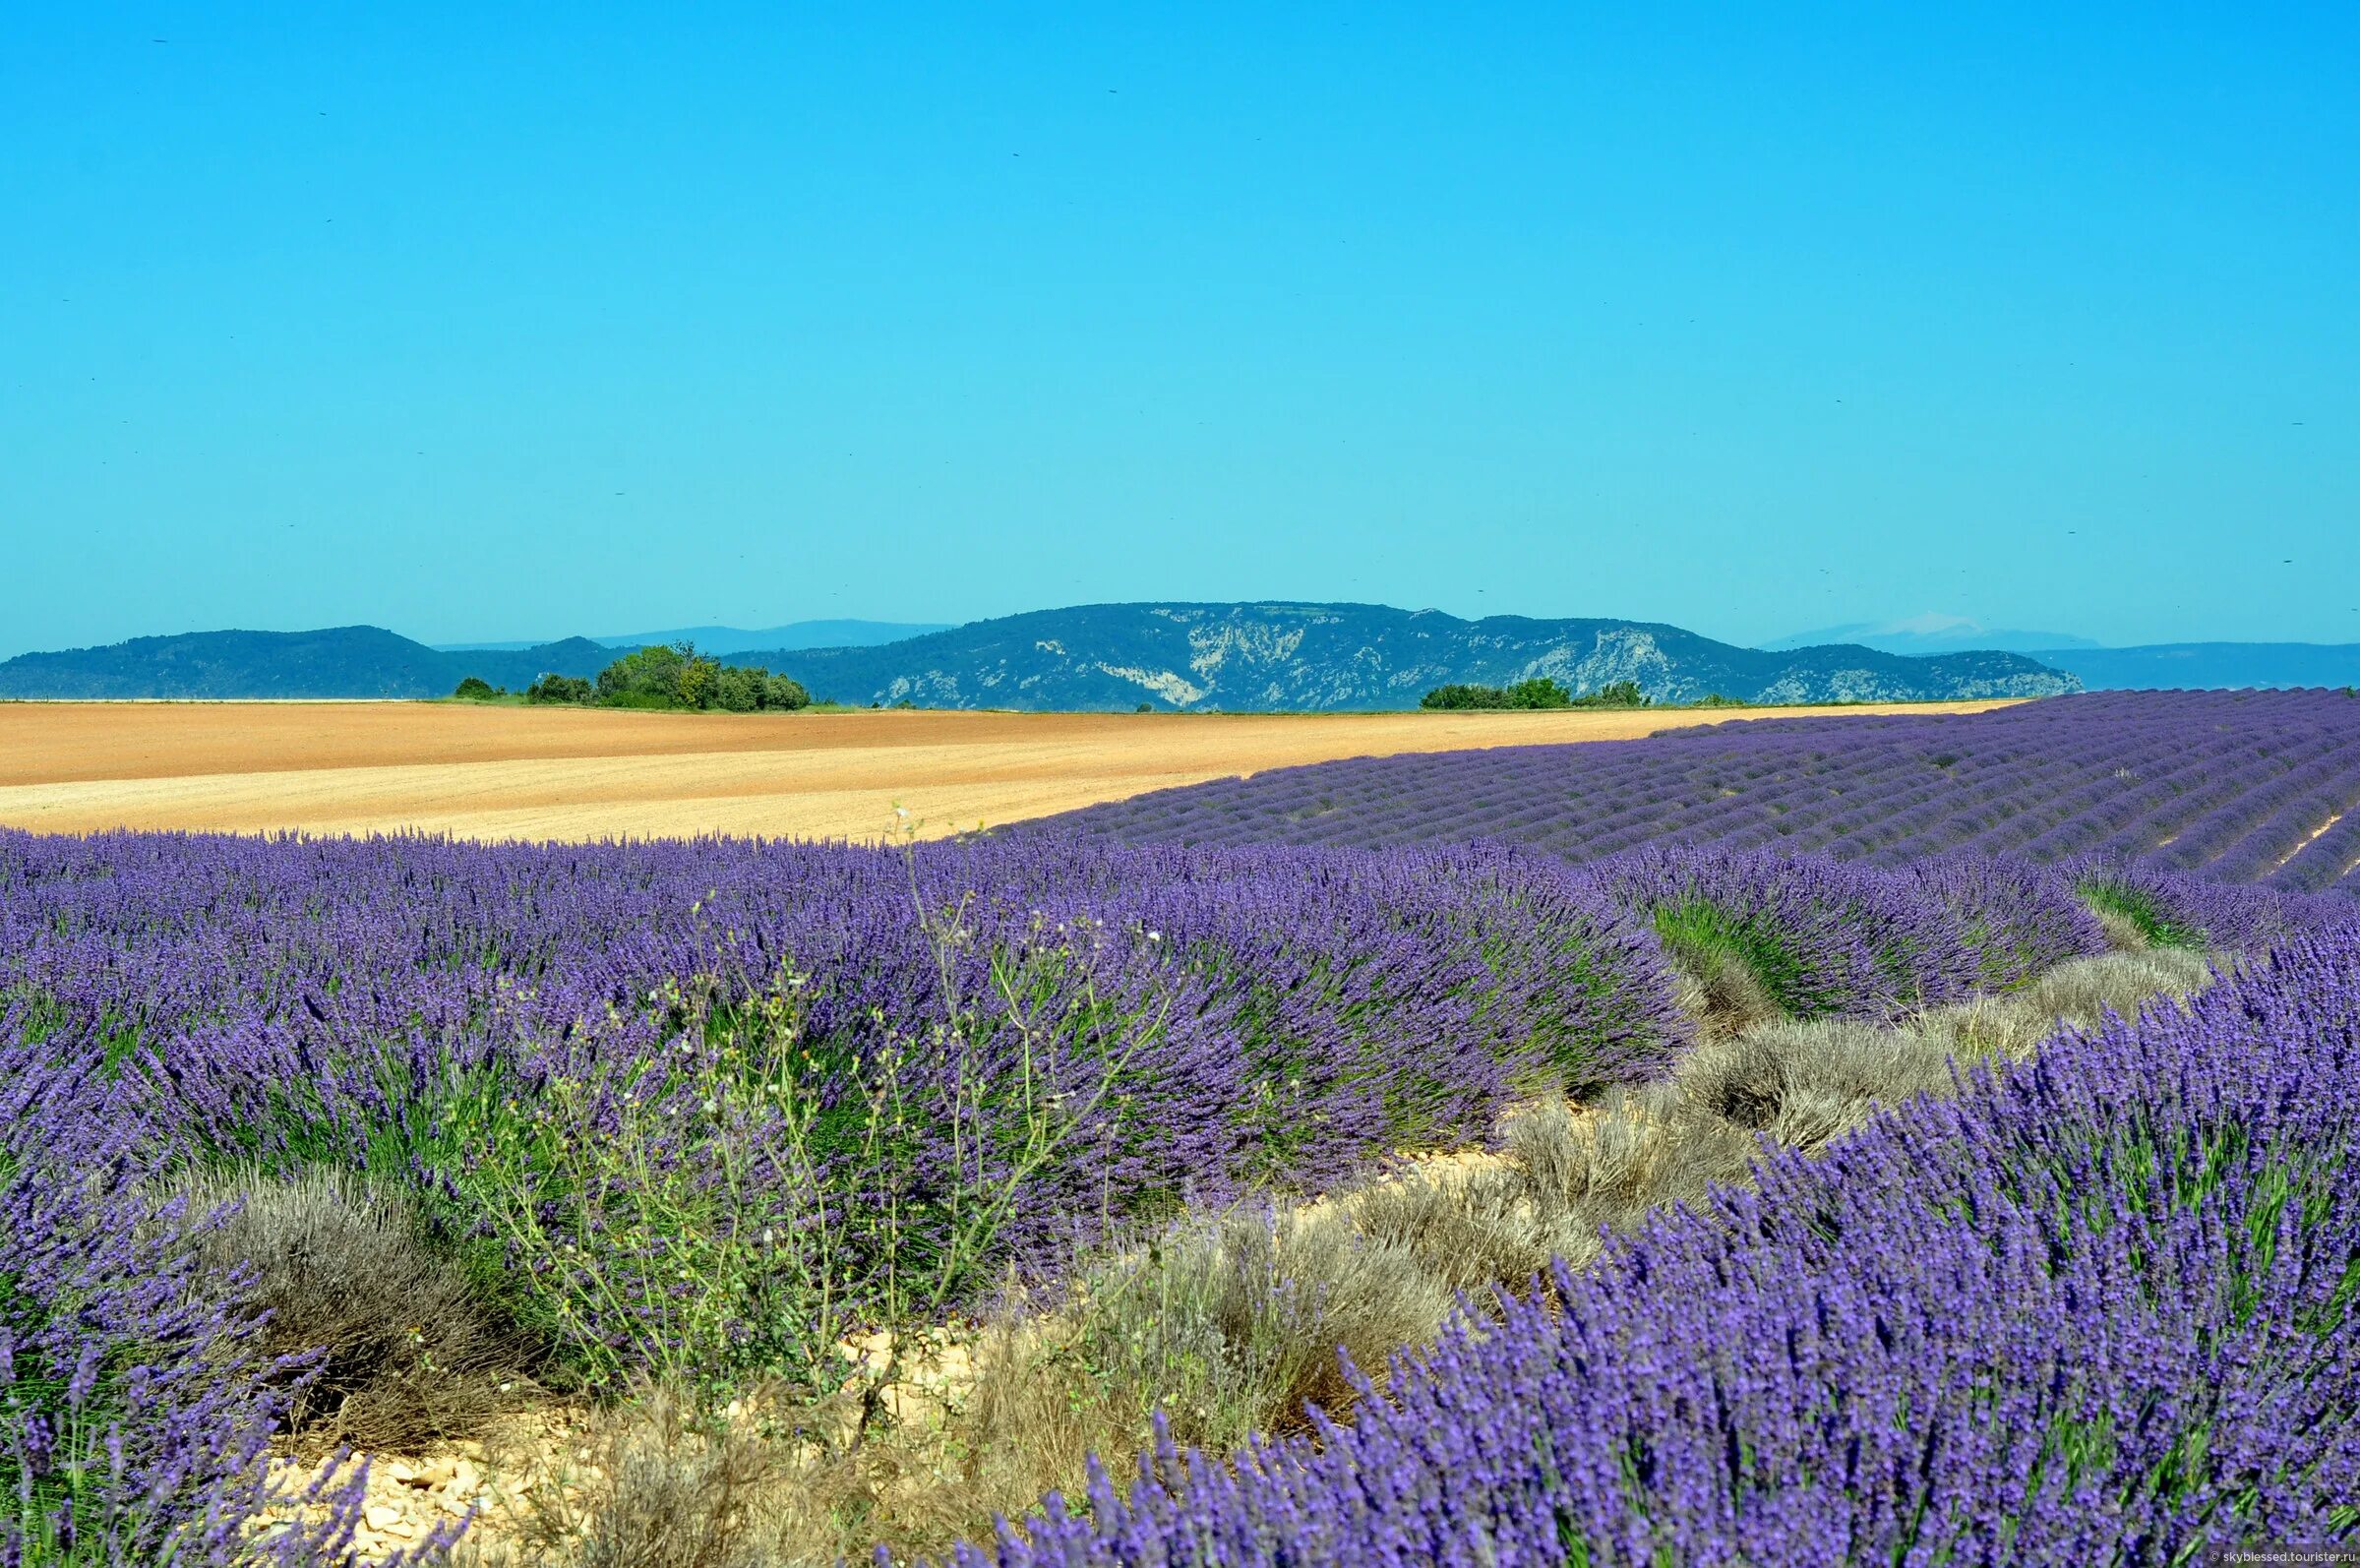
[3,823,2348,1558]
[1037,689,2360,894]
[953,926,2360,1566]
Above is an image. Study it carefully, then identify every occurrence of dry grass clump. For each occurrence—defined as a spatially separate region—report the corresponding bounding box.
[1347,1091,1766,1299]
[2088,904,2154,950]
[1916,946,2210,1064]
[1664,940,1785,1037]
[465,1386,781,1568]
[1675,1021,1964,1151]
[186,1164,530,1457]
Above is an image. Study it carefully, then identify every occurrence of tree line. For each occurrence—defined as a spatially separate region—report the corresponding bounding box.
[454,643,811,711]
[1419,677,1653,710]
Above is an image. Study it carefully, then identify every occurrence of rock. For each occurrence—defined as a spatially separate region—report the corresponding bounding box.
[362,1502,408,1532]
[406,1455,457,1489]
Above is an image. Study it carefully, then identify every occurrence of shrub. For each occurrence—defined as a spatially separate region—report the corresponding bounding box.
[1418,684,1509,710]
[182,1164,524,1455]
[587,646,808,712]
[2077,874,2203,949]
[524,674,593,705]
[1916,947,2211,1064]
[1604,847,1993,1023]
[1418,678,1579,710]
[453,676,499,700]
[1900,856,2107,990]
[0,1136,397,1560]
[502,1385,774,1568]
[975,1202,1454,1468]
[427,918,1225,1401]
[711,667,760,713]
[1673,1017,1959,1149]
[595,643,720,709]
[1506,676,1575,708]
[1568,678,1648,708]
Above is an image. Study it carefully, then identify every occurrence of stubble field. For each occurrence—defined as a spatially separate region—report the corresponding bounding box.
[0,698,2017,841]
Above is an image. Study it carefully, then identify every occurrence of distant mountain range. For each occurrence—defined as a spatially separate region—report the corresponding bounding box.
[436,619,948,657]
[730,603,2071,709]
[14,609,2352,707]
[0,605,2077,706]
[0,628,612,700]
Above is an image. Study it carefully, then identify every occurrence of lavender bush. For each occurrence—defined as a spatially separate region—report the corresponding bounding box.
[1594,846,1995,1020]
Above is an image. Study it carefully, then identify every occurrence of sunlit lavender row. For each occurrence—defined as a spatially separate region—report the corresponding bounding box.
[1040,689,2360,894]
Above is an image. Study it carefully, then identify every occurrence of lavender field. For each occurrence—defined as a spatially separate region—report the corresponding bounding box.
[4,693,2358,1563]
[1041,689,2360,895]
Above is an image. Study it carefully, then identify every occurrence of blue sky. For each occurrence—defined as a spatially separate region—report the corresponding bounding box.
[4,4,2354,657]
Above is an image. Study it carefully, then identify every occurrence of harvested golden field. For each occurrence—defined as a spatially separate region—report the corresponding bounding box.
[0,699,2017,843]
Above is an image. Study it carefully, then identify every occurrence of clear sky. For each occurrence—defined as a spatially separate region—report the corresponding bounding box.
[4,4,2355,657]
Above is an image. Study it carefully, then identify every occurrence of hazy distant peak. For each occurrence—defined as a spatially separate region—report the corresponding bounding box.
[438,619,951,657]
[1766,616,2103,656]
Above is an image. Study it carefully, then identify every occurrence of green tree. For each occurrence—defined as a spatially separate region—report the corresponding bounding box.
[525,674,593,705]
[1420,683,1508,710]
[1505,677,1576,709]
[712,666,761,712]
[588,646,812,712]
[593,643,725,708]
[1420,679,1577,710]
[453,676,498,700]
[1568,680,1648,709]
[675,657,720,710]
